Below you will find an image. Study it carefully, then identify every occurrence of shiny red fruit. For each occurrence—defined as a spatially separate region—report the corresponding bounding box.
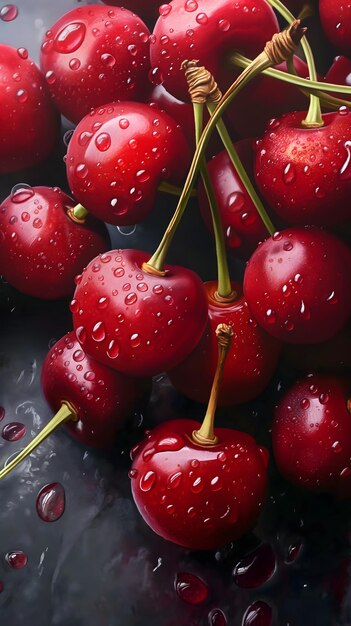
[0,44,59,174]
[254,110,351,227]
[40,5,151,123]
[272,373,351,497]
[243,227,351,344]
[42,331,149,448]
[130,419,268,550]
[168,281,281,406]
[149,0,278,102]
[0,186,109,300]
[198,139,268,259]
[71,248,208,377]
[66,102,190,225]
[324,55,351,101]
[101,0,162,24]
[320,0,351,58]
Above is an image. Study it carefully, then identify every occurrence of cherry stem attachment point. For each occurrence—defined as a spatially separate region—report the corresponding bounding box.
[192,323,233,446]
[67,203,89,224]
[0,402,77,480]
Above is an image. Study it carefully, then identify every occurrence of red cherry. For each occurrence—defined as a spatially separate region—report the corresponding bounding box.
[149,0,278,102]
[66,102,190,225]
[0,186,109,299]
[0,44,59,174]
[254,110,351,227]
[319,0,351,58]
[244,227,351,344]
[40,5,151,123]
[130,418,268,550]
[272,373,351,497]
[72,248,208,376]
[198,139,269,259]
[168,281,281,406]
[42,331,149,448]
[324,55,351,100]
[101,0,162,25]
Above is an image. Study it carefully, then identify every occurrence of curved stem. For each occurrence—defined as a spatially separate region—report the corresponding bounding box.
[193,102,232,299]
[0,402,76,480]
[158,181,197,198]
[207,101,275,236]
[267,0,323,127]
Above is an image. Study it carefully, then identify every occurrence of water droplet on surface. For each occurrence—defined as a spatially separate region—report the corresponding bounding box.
[208,608,227,626]
[340,141,351,180]
[332,441,342,453]
[159,4,172,16]
[265,309,276,324]
[191,476,204,493]
[78,131,93,146]
[218,19,230,31]
[233,544,276,589]
[242,600,273,626]
[33,218,42,229]
[300,398,310,409]
[167,471,183,489]
[100,53,115,67]
[107,339,119,359]
[319,393,329,404]
[54,22,86,54]
[6,551,27,569]
[140,470,156,492]
[36,482,65,522]
[92,321,106,342]
[75,163,88,179]
[227,191,245,212]
[16,88,28,103]
[76,326,87,344]
[119,118,129,129]
[210,476,222,491]
[184,0,198,11]
[326,291,338,304]
[73,349,84,362]
[130,333,141,348]
[0,4,18,21]
[286,542,302,563]
[11,187,34,204]
[196,11,208,23]
[45,70,56,84]
[95,132,111,152]
[21,211,30,222]
[157,434,184,452]
[125,292,137,305]
[2,422,26,441]
[282,162,296,184]
[174,572,208,604]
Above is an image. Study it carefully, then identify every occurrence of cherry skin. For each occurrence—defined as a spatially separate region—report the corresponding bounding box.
[130,419,268,550]
[168,281,281,406]
[71,248,209,377]
[0,44,59,174]
[243,227,351,344]
[319,0,351,58]
[40,5,151,123]
[324,55,351,101]
[149,0,278,102]
[0,186,109,300]
[198,139,269,259]
[42,331,150,448]
[272,373,351,497]
[66,102,190,225]
[101,0,162,25]
[254,109,351,227]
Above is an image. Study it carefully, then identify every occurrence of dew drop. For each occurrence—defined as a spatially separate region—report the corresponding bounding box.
[196,12,208,23]
[282,162,296,184]
[75,163,88,179]
[208,608,227,626]
[332,441,342,453]
[21,211,30,222]
[227,191,245,212]
[92,321,106,342]
[33,218,42,229]
[242,600,272,626]
[340,467,351,478]
[130,333,140,348]
[95,132,111,152]
[135,169,151,183]
[76,326,86,344]
[159,3,172,16]
[157,434,184,452]
[300,398,310,410]
[125,292,137,305]
[184,0,198,11]
[36,482,65,522]
[119,118,129,129]
[78,131,93,146]
[69,57,81,70]
[140,470,156,492]
[319,393,330,404]
[191,476,204,493]
[340,141,351,180]
[11,187,34,204]
[73,349,84,362]
[167,471,183,489]
[107,339,119,359]
[45,70,56,84]
[233,544,276,589]
[100,53,115,67]
[286,542,302,563]
[6,551,27,569]
[218,19,230,31]
[174,572,208,604]
[16,88,28,103]
[128,468,138,478]
[2,422,26,441]
[0,4,18,21]
[54,22,86,54]
[265,309,276,324]
[326,291,338,304]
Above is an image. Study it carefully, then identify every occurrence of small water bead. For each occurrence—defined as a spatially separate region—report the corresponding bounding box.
[16,88,28,103]
[114,267,125,278]
[340,467,351,478]
[140,470,156,492]
[119,118,129,129]
[33,218,42,229]
[95,131,112,151]
[36,482,65,522]
[210,476,222,491]
[233,544,276,589]
[0,4,18,21]
[2,422,26,441]
[191,476,204,493]
[300,398,310,410]
[107,339,119,359]
[76,326,87,343]
[157,434,184,452]
[265,309,276,324]
[159,3,172,16]
[167,471,183,489]
[45,70,56,84]
[218,18,230,31]
[208,608,227,626]
[75,163,88,179]
[17,47,28,60]
[332,441,342,453]
[196,12,208,23]
[319,393,330,405]
[242,600,273,626]
[187,506,196,518]
[11,187,34,204]
[326,291,338,305]
[97,296,109,309]
[135,169,151,183]
[137,283,148,292]
[286,542,302,563]
[6,551,27,569]
[73,349,84,362]
[340,141,351,180]
[282,162,296,184]
[54,22,86,54]
[130,333,141,348]
[92,321,106,342]
[128,468,138,479]
[174,572,208,604]
[19,210,30,221]
[184,0,198,11]
[100,53,116,67]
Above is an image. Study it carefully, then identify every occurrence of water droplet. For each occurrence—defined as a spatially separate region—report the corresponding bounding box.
[140,470,156,492]
[159,3,172,16]
[168,471,183,489]
[75,163,88,179]
[148,66,164,85]
[340,467,351,478]
[265,309,276,324]
[54,22,86,54]
[20,211,30,222]
[233,544,276,589]
[6,551,27,569]
[36,482,65,522]
[174,572,208,604]
[135,169,151,183]
[92,321,106,342]
[125,292,137,305]
[184,0,198,11]
[73,349,84,362]
[128,468,138,478]
[33,218,42,229]
[130,333,140,348]
[16,88,28,103]
[157,434,184,452]
[208,608,227,626]
[45,70,56,85]
[107,339,119,359]
[315,186,325,199]
[210,476,222,491]
[217,451,227,462]
[78,131,93,146]
[227,191,245,212]
[282,162,296,184]
[319,393,329,405]
[191,476,204,493]
[242,600,273,626]
[218,18,230,31]
[300,398,310,410]
[100,53,115,67]
[0,4,18,21]
[286,542,302,563]
[2,422,26,441]
[196,11,208,23]
[119,118,129,129]
[11,187,34,204]
[340,141,351,180]
[76,326,87,344]
[95,132,111,152]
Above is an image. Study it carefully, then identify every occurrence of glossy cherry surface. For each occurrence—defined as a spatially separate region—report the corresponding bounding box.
[101,0,162,25]
[319,0,351,58]
[168,281,281,406]
[66,102,190,225]
[149,0,278,102]
[324,55,351,100]
[0,186,109,299]
[40,5,151,123]
[42,331,149,448]
[130,418,268,550]
[272,373,351,497]
[254,109,351,227]
[0,44,59,174]
[243,227,351,344]
[71,248,208,376]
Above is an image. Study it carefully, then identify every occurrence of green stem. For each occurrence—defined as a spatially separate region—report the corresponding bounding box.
[207,101,275,236]
[67,203,89,223]
[193,102,232,299]
[158,181,197,198]
[0,402,76,480]
[267,0,323,127]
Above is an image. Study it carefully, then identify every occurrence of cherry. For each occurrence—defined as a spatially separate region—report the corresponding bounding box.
[168,281,281,406]
[149,0,278,103]
[130,325,268,550]
[324,55,351,101]
[66,102,190,225]
[0,44,59,174]
[254,110,351,227]
[319,0,351,58]
[0,186,109,300]
[243,227,351,344]
[272,373,351,498]
[198,139,269,259]
[40,5,151,123]
[101,0,162,25]
[71,248,208,377]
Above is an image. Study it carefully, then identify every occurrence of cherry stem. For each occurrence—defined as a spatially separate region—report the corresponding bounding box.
[231,52,351,107]
[207,101,275,236]
[192,323,233,446]
[145,22,305,273]
[0,402,77,480]
[67,203,89,224]
[267,0,323,127]
[158,181,197,198]
[297,3,314,20]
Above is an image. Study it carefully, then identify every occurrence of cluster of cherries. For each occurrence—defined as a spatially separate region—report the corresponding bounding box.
[1,0,351,561]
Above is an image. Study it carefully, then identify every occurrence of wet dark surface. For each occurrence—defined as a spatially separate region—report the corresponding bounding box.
[1,1,351,625]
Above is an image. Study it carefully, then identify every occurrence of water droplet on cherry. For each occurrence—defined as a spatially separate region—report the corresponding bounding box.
[36,482,65,522]
[2,422,26,441]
